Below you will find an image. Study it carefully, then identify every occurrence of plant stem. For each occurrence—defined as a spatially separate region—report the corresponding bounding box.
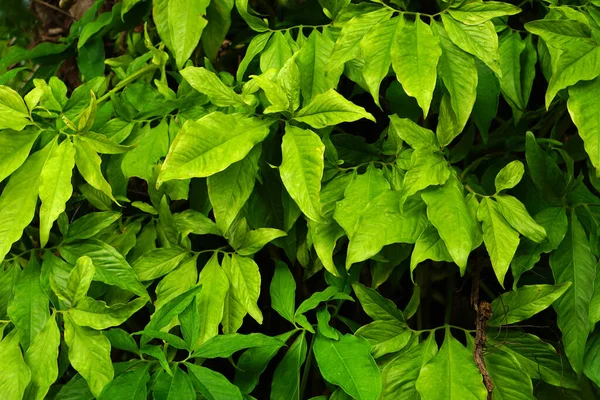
[299,332,316,399]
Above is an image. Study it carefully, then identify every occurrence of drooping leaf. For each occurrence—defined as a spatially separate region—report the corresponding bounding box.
[64,314,114,398]
[313,333,382,400]
[0,330,31,400]
[415,329,487,399]
[221,254,263,324]
[196,253,229,346]
[293,89,375,129]
[280,124,325,222]
[391,17,441,117]
[549,211,597,374]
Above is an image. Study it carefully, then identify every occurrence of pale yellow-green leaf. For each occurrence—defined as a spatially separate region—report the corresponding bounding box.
[64,314,114,398]
[477,197,520,287]
[392,18,441,117]
[415,329,487,399]
[495,194,546,243]
[196,253,229,346]
[0,140,53,262]
[73,136,117,204]
[0,330,31,400]
[159,113,272,183]
[442,14,501,76]
[293,89,375,129]
[180,67,244,107]
[568,77,600,177]
[0,85,32,131]
[448,1,521,25]
[24,314,60,400]
[221,254,262,324]
[0,128,40,183]
[66,256,95,306]
[39,138,76,247]
[280,124,325,222]
[167,0,210,69]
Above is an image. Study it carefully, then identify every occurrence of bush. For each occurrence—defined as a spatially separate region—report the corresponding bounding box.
[0,0,599,398]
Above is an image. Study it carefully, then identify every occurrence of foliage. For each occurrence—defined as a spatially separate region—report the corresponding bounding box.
[0,0,600,398]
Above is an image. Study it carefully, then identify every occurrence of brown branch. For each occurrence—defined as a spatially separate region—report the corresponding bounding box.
[474,301,494,399]
[33,0,74,18]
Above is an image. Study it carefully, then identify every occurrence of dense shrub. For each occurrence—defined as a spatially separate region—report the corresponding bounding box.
[0,0,599,398]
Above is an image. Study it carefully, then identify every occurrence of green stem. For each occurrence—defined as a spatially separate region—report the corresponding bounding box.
[97,64,159,105]
[299,332,316,399]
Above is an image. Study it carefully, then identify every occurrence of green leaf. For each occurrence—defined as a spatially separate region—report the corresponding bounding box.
[524,131,565,203]
[511,207,568,287]
[73,136,117,204]
[64,313,114,398]
[498,31,527,113]
[352,282,404,323]
[65,211,121,242]
[146,284,202,332]
[271,331,307,400]
[280,124,325,222]
[313,333,382,400]
[494,160,524,192]
[221,254,262,324]
[380,333,437,400]
[448,2,521,25]
[181,67,244,107]
[251,74,290,113]
[401,149,450,203]
[68,297,148,330]
[421,173,476,274]
[434,22,478,146]
[60,240,148,297]
[237,32,272,82]
[391,17,441,117]
[485,350,535,400]
[549,211,597,374]
[334,166,427,268]
[104,328,138,354]
[153,368,195,399]
[355,320,411,358]
[23,313,60,400]
[236,228,287,255]
[297,30,342,105]
[0,128,40,183]
[488,331,578,389]
[202,0,234,61]
[489,283,571,326]
[0,330,31,399]
[121,119,169,182]
[270,260,296,323]
[196,253,229,346]
[235,0,269,32]
[472,60,500,140]
[260,31,293,72]
[167,0,209,69]
[388,115,438,150]
[568,77,600,177]
[98,364,150,400]
[186,363,243,400]
[8,257,49,350]
[416,329,487,399]
[132,248,189,281]
[234,330,295,393]
[208,147,260,235]
[39,138,76,247]
[495,194,547,243]
[0,85,32,131]
[327,8,393,72]
[544,40,600,108]
[173,210,219,237]
[477,197,520,286]
[193,333,284,358]
[293,89,375,129]
[0,141,53,262]
[584,331,600,387]
[158,113,272,183]
[360,17,403,106]
[410,225,453,276]
[441,15,501,76]
[66,256,95,306]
